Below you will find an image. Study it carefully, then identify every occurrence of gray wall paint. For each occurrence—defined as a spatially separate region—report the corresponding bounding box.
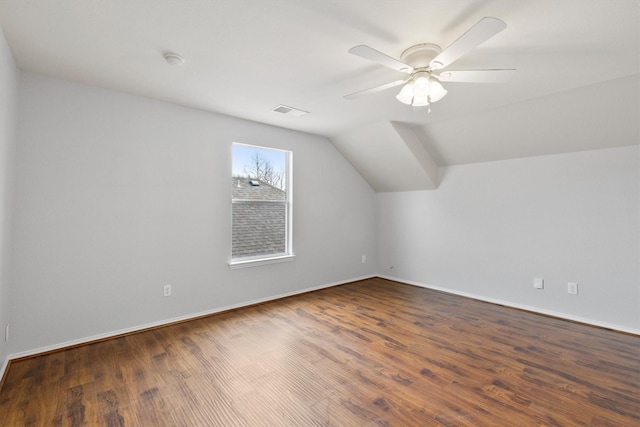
[0,27,17,369]
[377,146,640,331]
[11,72,377,355]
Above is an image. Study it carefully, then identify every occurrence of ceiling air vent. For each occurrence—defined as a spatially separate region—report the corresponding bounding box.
[271,105,309,117]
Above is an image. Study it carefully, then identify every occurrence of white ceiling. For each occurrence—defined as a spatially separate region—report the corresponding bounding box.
[0,0,638,168]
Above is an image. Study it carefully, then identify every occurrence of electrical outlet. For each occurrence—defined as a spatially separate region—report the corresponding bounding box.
[164,284,172,297]
[361,255,366,263]
[568,282,578,295]
[533,277,544,290]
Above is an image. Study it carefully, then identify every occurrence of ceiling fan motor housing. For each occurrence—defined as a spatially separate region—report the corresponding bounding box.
[400,43,442,70]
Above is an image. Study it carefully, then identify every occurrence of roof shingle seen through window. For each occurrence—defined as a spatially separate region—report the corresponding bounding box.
[232,178,287,258]
[232,177,286,200]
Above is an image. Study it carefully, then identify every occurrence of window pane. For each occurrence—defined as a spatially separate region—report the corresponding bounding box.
[232,201,286,258]
[231,143,291,261]
[232,144,286,191]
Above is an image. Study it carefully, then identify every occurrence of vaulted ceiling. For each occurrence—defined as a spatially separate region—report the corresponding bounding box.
[0,0,638,191]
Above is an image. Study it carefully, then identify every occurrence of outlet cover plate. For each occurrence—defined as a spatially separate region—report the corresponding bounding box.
[533,277,544,290]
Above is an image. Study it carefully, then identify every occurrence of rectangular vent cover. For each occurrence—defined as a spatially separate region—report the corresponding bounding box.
[271,105,309,117]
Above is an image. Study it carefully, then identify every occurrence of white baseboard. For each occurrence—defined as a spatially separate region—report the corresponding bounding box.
[0,357,8,385]
[378,274,640,336]
[7,274,375,362]
[5,272,633,378]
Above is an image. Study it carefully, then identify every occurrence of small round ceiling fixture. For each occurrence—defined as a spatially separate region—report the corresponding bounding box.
[163,52,184,66]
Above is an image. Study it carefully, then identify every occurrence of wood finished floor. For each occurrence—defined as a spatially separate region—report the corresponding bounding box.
[0,278,639,426]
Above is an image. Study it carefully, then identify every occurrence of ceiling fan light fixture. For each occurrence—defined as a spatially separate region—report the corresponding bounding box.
[396,81,414,105]
[428,79,447,103]
[414,74,429,87]
[411,91,429,107]
[412,79,430,106]
[396,74,447,107]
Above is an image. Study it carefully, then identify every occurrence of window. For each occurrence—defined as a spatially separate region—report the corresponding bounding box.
[231,143,292,267]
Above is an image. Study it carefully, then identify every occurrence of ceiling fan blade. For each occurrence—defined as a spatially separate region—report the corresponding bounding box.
[348,45,413,73]
[435,69,515,83]
[344,78,409,100]
[429,17,507,70]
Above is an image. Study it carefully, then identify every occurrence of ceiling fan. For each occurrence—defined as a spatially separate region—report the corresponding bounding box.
[344,17,514,109]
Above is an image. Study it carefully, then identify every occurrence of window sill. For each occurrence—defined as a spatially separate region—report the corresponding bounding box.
[229,254,296,270]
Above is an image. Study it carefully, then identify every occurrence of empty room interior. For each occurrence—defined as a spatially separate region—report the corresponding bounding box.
[0,0,638,426]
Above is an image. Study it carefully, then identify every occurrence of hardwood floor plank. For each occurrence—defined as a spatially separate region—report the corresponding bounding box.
[1,278,638,426]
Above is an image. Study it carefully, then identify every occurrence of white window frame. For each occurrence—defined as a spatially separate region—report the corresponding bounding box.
[229,143,294,269]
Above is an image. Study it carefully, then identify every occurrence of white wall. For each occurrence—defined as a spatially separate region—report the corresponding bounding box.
[0,26,18,372]
[11,72,377,356]
[378,146,640,332]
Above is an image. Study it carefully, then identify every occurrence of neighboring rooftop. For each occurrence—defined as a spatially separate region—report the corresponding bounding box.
[232,177,287,258]
[232,177,286,200]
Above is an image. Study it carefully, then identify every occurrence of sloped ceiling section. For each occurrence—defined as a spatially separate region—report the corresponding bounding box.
[331,73,639,192]
[330,121,438,192]
[412,74,640,166]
